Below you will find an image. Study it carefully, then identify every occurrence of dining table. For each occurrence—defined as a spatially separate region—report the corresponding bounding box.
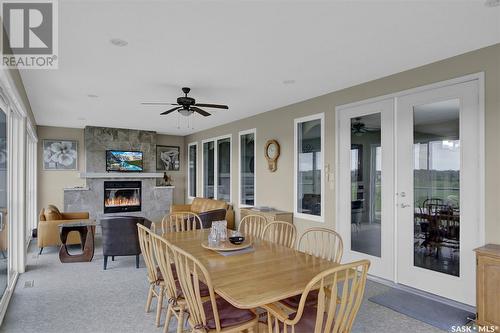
[162,229,342,309]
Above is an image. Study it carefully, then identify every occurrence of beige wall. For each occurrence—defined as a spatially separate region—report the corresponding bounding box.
[156,134,186,204]
[37,126,86,212]
[185,43,500,243]
[37,126,187,213]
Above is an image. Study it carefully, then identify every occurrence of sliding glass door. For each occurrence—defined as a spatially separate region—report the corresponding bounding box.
[0,108,7,297]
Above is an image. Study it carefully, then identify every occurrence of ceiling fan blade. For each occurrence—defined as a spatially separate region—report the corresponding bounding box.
[194,103,228,109]
[160,107,181,115]
[142,102,178,106]
[191,107,211,117]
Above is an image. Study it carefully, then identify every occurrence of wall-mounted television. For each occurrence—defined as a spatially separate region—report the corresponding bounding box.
[106,150,144,172]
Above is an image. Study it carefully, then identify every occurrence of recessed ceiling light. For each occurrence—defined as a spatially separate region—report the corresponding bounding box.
[283,79,295,85]
[110,38,128,47]
[87,94,99,98]
[485,0,499,7]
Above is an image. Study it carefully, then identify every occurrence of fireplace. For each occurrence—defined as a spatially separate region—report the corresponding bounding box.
[104,181,142,213]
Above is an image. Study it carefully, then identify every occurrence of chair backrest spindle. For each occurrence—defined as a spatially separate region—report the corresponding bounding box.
[262,221,297,248]
[238,214,267,239]
[161,212,203,234]
[298,227,343,263]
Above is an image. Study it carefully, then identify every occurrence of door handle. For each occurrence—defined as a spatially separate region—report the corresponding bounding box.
[400,203,411,208]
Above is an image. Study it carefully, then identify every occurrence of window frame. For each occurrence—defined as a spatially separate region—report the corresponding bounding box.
[293,112,325,222]
[201,134,232,203]
[187,142,198,200]
[238,128,256,208]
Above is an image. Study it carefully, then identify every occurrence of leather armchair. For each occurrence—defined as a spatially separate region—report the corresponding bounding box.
[198,208,228,229]
[38,205,89,254]
[171,197,235,229]
[100,216,152,270]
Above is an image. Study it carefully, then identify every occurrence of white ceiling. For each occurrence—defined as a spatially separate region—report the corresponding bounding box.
[20,0,500,135]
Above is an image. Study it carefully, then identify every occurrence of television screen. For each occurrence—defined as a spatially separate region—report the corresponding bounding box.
[106,150,143,172]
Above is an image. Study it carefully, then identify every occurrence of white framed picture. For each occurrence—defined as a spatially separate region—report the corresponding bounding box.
[43,140,78,170]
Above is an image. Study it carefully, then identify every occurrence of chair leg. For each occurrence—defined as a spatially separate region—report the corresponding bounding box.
[39,247,43,255]
[163,303,173,333]
[136,255,139,268]
[177,307,184,333]
[103,256,108,270]
[155,287,164,327]
[145,284,154,313]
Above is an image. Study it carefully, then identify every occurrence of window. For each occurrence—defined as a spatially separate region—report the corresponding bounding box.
[203,141,215,198]
[294,113,324,221]
[202,135,232,201]
[239,129,256,206]
[188,142,197,198]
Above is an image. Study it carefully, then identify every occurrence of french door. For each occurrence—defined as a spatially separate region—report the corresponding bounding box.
[337,78,482,306]
[337,99,395,280]
[396,80,480,305]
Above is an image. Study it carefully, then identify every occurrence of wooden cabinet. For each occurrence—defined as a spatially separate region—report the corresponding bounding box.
[240,208,293,225]
[474,244,500,327]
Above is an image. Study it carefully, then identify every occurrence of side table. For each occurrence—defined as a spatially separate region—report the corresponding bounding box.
[59,220,96,263]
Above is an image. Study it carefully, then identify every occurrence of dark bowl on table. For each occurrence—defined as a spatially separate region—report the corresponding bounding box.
[229,236,245,245]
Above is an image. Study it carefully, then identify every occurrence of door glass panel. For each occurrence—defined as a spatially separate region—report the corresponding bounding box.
[413,99,460,277]
[0,111,7,295]
[217,138,231,202]
[350,113,381,257]
[203,141,214,198]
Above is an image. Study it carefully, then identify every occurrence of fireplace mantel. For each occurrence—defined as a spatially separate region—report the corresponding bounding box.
[79,172,164,179]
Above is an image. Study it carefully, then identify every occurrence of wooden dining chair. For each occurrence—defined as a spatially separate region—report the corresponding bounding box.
[279,228,344,310]
[298,227,343,264]
[238,214,267,239]
[263,260,370,333]
[262,221,297,248]
[137,223,165,327]
[169,241,259,332]
[151,232,185,333]
[161,211,203,234]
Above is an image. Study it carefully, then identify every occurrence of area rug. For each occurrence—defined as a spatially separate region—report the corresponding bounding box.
[369,288,474,332]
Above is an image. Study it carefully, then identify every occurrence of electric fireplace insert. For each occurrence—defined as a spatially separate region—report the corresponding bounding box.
[104,181,141,213]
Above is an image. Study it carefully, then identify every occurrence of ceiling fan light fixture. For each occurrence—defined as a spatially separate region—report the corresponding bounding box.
[179,109,194,117]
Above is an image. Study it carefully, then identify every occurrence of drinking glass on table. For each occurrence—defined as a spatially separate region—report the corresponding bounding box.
[208,226,219,246]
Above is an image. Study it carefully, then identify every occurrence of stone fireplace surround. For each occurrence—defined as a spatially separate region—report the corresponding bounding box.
[64,126,174,222]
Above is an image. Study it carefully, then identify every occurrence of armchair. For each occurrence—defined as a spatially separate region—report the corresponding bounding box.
[38,205,90,254]
[100,216,152,270]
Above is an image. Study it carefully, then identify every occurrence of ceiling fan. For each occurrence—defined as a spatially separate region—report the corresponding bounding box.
[141,87,228,117]
[351,117,379,136]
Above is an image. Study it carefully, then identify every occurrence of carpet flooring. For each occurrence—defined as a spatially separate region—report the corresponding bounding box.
[0,241,446,333]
